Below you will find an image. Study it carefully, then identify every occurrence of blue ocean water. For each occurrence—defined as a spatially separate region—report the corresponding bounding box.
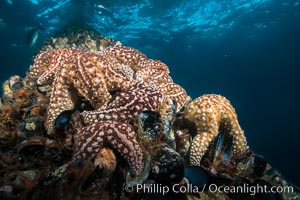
[0,0,299,186]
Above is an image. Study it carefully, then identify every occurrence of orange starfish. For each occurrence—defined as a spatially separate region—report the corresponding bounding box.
[182,94,248,166]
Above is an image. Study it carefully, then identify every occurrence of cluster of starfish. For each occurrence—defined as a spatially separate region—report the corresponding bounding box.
[30,46,190,135]
[31,44,248,177]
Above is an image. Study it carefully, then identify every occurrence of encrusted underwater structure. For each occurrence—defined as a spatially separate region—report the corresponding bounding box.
[0,29,299,200]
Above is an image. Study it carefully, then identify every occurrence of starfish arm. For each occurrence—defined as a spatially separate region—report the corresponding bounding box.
[67,54,112,109]
[156,82,191,112]
[80,82,163,125]
[73,120,144,176]
[135,68,172,84]
[138,59,170,73]
[99,45,148,71]
[135,66,189,112]
[46,74,77,135]
[215,96,248,158]
[36,49,73,85]
[96,56,134,91]
[231,130,247,158]
[190,132,215,166]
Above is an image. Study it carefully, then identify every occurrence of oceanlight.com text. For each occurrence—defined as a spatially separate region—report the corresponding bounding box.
[124,183,294,196]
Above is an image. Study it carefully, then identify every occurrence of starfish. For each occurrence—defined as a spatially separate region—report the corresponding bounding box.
[73,120,144,176]
[153,82,191,112]
[97,45,149,71]
[79,82,179,150]
[99,45,190,111]
[80,82,164,127]
[32,48,134,135]
[134,58,190,112]
[182,94,248,166]
[32,45,190,135]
